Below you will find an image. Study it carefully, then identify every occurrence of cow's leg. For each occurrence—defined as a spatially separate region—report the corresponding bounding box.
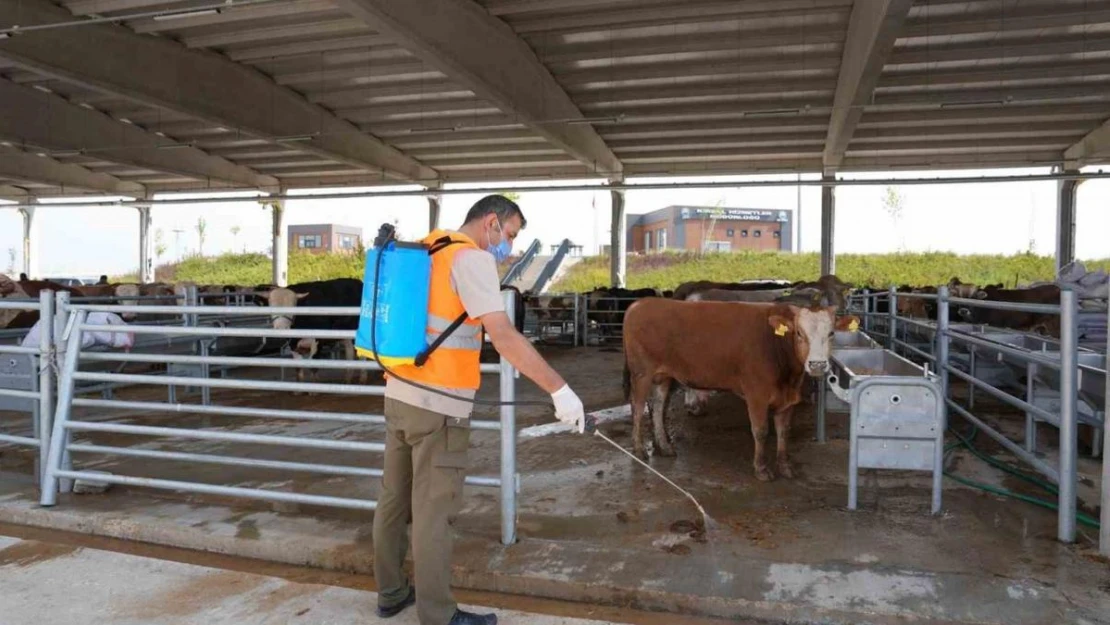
[743,396,773,481]
[342,339,358,384]
[651,378,677,457]
[630,373,654,461]
[773,406,796,479]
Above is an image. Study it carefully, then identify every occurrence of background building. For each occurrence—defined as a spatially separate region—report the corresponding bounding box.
[288,224,363,254]
[627,205,795,253]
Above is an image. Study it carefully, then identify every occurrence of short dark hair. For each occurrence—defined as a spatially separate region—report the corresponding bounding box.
[463,194,526,229]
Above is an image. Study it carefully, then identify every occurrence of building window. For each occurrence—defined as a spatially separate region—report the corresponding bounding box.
[753,230,762,238]
[658,229,667,250]
[773,231,781,239]
[726,228,735,237]
[740,229,748,237]
[297,234,322,249]
[705,241,731,252]
[644,230,652,251]
[339,234,357,250]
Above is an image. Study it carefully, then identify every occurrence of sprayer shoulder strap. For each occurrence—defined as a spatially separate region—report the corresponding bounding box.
[415,236,473,367]
[427,236,463,256]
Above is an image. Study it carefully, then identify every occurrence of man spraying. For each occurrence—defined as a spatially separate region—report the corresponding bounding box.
[373,195,586,625]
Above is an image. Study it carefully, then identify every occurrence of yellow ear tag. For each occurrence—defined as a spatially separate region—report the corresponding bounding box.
[848,319,859,332]
[775,324,789,337]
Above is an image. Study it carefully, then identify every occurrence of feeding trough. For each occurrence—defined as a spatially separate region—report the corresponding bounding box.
[828,347,934,402]
[825,347,944,514]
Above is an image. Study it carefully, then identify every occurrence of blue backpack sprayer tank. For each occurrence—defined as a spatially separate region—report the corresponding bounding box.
[355,223,567,409]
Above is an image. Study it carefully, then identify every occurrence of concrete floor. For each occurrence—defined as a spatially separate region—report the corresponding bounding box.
[0,532,622,625]
[0,346,1108,625]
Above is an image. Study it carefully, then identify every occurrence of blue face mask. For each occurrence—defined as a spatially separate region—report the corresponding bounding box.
[488,219,512,263]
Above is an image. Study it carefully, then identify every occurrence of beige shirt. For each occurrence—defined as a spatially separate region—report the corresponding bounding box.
[385,240,505,419]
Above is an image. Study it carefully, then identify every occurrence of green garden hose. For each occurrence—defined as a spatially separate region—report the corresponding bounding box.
[943,424,1101,530]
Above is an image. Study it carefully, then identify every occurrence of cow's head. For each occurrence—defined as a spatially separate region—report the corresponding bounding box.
[0,274,20,297]
[260,287,309,329]
[293,337,318,359]
[114,284,142,320]
[769,306,860,377]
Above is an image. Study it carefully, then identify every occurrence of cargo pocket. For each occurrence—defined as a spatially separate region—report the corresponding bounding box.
[434,421,471,470]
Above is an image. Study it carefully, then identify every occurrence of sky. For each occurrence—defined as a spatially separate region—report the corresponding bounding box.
[0,167,1107,278]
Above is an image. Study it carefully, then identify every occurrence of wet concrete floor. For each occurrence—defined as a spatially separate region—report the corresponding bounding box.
[0,346,1107,624]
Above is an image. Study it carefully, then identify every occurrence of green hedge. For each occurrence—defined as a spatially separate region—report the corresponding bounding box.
[120,249,1109,292]
[551,251,1110,292]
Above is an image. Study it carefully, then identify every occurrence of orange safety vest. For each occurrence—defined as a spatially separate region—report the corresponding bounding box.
[387,230,485,390]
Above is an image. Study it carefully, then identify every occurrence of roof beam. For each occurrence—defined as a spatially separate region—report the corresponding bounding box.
[0,147,145,195]
[0,184,29,201]
[1065,117,1110,167]
[0,0,438,183]
[823,0,914,174]
[0,78,277,189]
[333,0,621,176]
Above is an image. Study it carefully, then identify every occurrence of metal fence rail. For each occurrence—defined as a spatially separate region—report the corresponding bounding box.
[40,291,521,546]
[848,286,1106,544]
[581,296,645,345]
[0,291,54,484]
[522,293,579,346]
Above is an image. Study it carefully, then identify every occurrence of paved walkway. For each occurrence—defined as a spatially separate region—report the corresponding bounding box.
[0,534,614,625]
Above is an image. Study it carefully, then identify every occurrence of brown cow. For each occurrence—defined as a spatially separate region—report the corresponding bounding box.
[622,298,858,480]
[959,284,1061,336]
[671,280,789,302]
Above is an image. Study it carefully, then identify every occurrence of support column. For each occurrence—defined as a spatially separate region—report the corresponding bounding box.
[820,174,836,276]
[137,202,154,284]
[270,195,288,287]
[609,182,626,288]
[18,198,37,279]
[427,189,442,232]
[1056,171,1081,276]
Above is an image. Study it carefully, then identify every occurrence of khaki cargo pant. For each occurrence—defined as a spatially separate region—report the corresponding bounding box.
[373,397,470,625]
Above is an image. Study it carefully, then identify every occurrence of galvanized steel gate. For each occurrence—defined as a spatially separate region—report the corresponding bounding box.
[37,292,521,546]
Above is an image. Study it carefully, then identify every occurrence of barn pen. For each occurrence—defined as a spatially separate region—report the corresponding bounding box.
[3,0,1110,621]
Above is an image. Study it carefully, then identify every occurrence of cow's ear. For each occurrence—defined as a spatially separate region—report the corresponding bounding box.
[835,315,860,332]
[295,292,310,300]
[767,315,793,337]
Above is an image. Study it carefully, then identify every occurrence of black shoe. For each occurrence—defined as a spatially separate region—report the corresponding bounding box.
[448,609,498,625]
[376,586,415,619]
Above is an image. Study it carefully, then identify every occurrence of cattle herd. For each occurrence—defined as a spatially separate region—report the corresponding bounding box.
[0,270,1101,480]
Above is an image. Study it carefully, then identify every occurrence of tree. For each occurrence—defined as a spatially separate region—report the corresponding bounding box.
[230,225,241,252]
[195,217,208,256]
[882,186,905,250]
[154,228,167,263]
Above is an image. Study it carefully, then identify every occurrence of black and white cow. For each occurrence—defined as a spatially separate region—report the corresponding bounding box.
[259,278,368,385]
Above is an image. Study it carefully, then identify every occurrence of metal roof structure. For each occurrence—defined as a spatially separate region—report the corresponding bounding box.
[3,0,1110,199]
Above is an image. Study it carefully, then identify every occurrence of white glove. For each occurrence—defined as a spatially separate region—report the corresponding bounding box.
[551,384,586,434]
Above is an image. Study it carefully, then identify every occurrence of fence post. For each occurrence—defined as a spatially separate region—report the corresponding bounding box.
[500,290,518,546]
[188,285,212,407]
[37,289,55,486]
[887,287,897,352]
[1057,288,1078,543]
[41,309,86,506]
[863,293,872,333]
[572,294,579,347]
[935,286,950,514]
[1101,298,1110,556]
